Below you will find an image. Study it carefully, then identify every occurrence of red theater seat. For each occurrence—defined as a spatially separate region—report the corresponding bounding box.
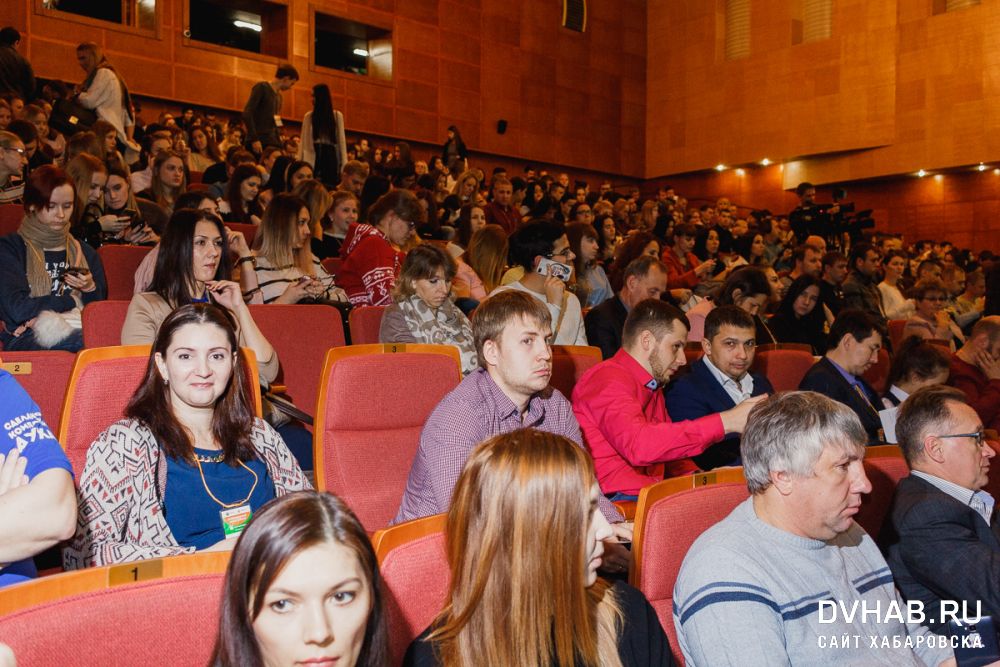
[81,300,130,348]
[313,344,461,531]
[0,552,230,667]
[855,445,910,540]
[0,203,21,237]
[96,245,153,301]
[0,351,75,436]
[549,345,602,399]
[631,468,750,666]
[372,514,449,666]
[348,305,387,345]
[248,304,346,422]
[752,346,817,393]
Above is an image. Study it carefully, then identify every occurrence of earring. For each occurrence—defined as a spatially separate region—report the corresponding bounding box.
[163,377,169,386]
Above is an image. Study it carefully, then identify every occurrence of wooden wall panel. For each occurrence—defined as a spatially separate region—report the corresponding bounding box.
[3,0,645,177]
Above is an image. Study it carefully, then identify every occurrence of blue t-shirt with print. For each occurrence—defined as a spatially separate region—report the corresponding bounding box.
[0,369,74,587]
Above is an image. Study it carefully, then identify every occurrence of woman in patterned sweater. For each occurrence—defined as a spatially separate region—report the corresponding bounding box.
[65,303,309,568]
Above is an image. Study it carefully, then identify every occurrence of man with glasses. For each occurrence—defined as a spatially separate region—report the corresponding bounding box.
[0,130,26,204]
[880,385,999,634]
[489,219,587,345]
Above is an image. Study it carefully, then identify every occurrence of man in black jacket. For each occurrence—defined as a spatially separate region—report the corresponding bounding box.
[799,309,885,443]
[880,385,1000,634]
[0,28,34,103]
[242,63,298,156]
[584,256,667,359]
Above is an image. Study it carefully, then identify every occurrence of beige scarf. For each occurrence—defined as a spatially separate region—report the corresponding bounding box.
[18,214,89,297]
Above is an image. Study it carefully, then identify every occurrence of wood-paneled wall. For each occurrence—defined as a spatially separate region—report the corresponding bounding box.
[3,0,646,178]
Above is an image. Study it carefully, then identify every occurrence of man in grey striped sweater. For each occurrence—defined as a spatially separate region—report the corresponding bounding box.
[674,392,956,666]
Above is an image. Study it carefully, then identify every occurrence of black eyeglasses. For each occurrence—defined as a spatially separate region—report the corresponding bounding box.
[936,431,985,447]
[5,147,25,156]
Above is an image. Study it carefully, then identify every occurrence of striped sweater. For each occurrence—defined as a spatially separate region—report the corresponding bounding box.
[673,498,953,666]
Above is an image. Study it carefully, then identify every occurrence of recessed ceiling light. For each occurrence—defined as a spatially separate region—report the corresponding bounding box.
[917,169,927,177]
[760,158,770,166]
[715,164,726,172]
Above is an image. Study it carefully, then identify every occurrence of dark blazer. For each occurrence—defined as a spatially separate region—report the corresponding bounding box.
[585,295,628,360]
[879,474,1000,633]
[799,357,882,443]
[665,357,773,470]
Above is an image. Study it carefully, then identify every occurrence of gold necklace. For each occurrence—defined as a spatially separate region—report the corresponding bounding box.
[194,456,259,509]
[194,451,225,463]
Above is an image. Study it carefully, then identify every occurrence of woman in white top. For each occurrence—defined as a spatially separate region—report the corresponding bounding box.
[248,193,346,305]
[488,220,587,346]
[74,42,140,162]
[878,249,914,320]
[297,84,347,188]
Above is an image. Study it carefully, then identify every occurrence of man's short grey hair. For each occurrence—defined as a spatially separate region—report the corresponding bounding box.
[742,392,867,494]
[895,385,967,467]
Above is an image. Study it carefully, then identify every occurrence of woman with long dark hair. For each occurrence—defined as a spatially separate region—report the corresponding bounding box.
[567,221,613,308]
[768,274,827,354]
[405,429,670,666]
[65,303,308,567]
[219,164,263,225]
[441,125,468,172]
[188,125,223,172]
[211,491,388,667]
[298,83,347,187]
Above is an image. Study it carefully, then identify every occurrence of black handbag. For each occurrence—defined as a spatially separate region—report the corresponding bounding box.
[49,98,98,135]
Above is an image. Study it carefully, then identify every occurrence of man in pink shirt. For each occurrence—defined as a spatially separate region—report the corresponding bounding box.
[572,299,763,500]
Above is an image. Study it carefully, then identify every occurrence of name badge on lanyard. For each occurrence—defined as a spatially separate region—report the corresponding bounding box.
[221,505,253,539]
[273,114,283,127]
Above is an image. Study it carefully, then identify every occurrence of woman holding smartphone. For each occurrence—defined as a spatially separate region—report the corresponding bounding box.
[0,165,106,351]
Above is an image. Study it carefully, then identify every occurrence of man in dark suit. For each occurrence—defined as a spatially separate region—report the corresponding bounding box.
[584,255,668,359]
[667,305,773,470]
[799,308,885,443]
[879,385,1000,634]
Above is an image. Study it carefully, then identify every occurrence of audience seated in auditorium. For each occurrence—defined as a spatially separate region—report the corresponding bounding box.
[489,219,587,346]
[684,267,772,343]
[206,148,256,199]
[312,189,357,261]
[65,304,309,568]
[666,305,773,471]
[949,316,1000,432]
[0,165,106,351]
[585,256,668,360]
[799,309,885,444]
[451,224,506,310]
[212,491,388,667]
[573,299,762,500]
[249,193,345,305]
[673,392,954,666]
[953,267,986,331]
[842,242,887,323]
[0,368,75,588]
[379,244,477,375]
[904,279,965,350]
[404,429,668,667]
[880,386,1000,634]
[768,274,827,354]
[101,163,158,246]
[394,290,623,530]
[881,336,950,409]
[879,250,916,322]
[339,189,418,307]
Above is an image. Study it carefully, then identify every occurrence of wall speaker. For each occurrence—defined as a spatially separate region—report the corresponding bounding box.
[497,119,508,134]
[562,0,587,32]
